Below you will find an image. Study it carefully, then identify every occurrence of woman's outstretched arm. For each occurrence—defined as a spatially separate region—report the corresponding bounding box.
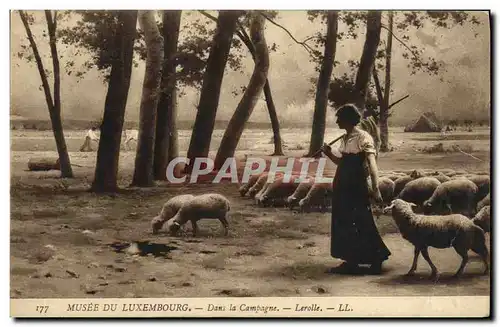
[367,153,383,203]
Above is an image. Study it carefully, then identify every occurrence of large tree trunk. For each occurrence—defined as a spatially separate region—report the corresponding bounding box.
[353,11,382,111]
[306,11,338,158]
[214,12,269,169]
[132,10,165,187]
[235,22,283,156]
[91,11,137,193]
[380,11,393,152]
[153,10,182,180]
[186,11,242,173]
[19,10,74,178]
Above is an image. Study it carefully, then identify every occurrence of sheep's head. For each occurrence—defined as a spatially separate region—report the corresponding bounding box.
[410,169,425,179]
[298,197,309,209]
[238,185,248,197]
[260,194,272,207]
[383,199,417,214]
[248,187,258,197]
[168,221,182,236]
[423,200,434,214]
[151,216,164,234]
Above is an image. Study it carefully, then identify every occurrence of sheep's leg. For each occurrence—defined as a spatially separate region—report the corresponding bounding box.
[452,246,469,278]
[473,244,490,275]
[445,203,453,214]
[191,220,198,237]
[420,247,439,279]
[219,216,229,236]
[406,247,420,276]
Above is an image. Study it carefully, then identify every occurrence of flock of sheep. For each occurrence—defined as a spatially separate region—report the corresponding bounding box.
[149,167,491,279]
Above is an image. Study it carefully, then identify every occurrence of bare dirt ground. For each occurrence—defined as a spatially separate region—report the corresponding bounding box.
[10,128,491,298]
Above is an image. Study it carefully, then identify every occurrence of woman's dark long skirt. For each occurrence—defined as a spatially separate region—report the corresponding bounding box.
[330,152,391,264]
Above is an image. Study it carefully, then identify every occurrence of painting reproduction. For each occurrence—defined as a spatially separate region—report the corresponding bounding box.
[9,9,491,318]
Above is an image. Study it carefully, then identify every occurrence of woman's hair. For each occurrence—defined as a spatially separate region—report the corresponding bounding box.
[335,103,362,126]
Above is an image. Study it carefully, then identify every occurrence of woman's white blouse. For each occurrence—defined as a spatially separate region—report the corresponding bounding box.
[337,128,377,155]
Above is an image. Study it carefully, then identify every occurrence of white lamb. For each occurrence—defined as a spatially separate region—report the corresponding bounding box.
[151,194,195,234]
[384,199,489,279]
[168,193,231,237]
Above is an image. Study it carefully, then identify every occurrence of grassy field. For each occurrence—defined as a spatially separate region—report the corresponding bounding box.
[10,127,491,298]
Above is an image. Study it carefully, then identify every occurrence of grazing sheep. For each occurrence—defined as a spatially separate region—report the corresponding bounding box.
[385,174,406,182]
[151,194,195,234]
[397,177,441,211]
[409,169,426,179]
[298,182,333,212]
[247,172,284,198]
[168,193,231,237]
[286,176,315,210]
[393,175,414,197]
[445,169,467,177]
[238,173,262,197]
[467,175,490,202]
[472,205,490,233]
[259,174,301,207]
[384,199,489,279]
[477,193,490,211]
[423,179,479,217]
[428,172,452,183]
[369,177,395,218]
[377,177,396,205]
[437,168,456,176]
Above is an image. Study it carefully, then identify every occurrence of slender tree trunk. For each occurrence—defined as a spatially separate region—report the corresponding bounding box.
[380,11,393,152]
[186,10,242,172]
[167,87,179,162]
[91,10,137,193]
[19,10,74,178]
[263,80,284,155]
[353,11,382,112]
[372,66,384,107]
[306,11,338,157]
[132,10,165,187]
[214,12,270,169]
[153,10,181,180]
[200,10,284,156]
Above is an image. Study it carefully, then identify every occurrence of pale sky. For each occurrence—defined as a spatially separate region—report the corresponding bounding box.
[10,10,490,125]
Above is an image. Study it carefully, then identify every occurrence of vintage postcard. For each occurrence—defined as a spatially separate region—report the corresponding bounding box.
[9,9,491,318]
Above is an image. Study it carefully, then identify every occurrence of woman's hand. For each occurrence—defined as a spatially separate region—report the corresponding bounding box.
[372,186,383,204]
[321,143,333,157]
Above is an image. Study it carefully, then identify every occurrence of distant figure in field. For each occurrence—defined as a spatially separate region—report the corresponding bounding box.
[79,127,100,152]
[124,129,138,150]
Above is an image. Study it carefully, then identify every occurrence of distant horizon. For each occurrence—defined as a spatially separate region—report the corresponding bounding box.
[9,115,492,131]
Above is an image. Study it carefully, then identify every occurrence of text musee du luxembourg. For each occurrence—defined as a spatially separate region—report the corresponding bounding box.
[65,302,353,314]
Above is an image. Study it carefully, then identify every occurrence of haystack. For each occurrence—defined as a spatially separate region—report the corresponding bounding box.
[404,112,442,133]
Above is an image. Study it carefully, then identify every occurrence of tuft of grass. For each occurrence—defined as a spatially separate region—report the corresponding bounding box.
[201,254,227,270]
[267,260,330,280]
[420,142,474,154]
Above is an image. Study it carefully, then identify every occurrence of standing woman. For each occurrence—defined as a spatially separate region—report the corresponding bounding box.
[321,104,391,274]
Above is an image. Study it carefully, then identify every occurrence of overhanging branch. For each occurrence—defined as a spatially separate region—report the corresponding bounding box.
[259,11,318,58]
[381,24,427,68]
[388,94,409,109]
